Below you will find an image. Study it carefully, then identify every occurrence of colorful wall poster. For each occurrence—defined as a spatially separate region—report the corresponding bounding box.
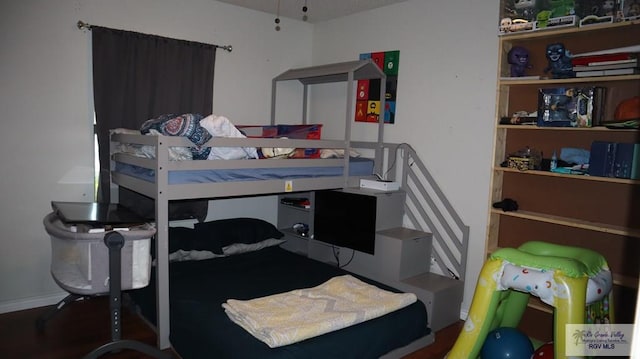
[356,50,399,124]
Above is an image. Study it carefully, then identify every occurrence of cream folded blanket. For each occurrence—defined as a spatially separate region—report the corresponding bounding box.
[222,274,417,348]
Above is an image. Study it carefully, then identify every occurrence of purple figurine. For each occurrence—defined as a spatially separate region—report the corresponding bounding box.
[508,46,533,77]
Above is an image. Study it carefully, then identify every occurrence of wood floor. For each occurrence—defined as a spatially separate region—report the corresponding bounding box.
[0,296,463,358]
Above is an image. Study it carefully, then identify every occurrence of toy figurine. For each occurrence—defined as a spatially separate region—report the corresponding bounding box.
[601,0,616,16]
[625,0,640,18]
[508,46,533,77]
[544,42,575,79]
[514,0,538,21]
[549,0,576,17]
[536,10,552,27]
[500,17,512,33]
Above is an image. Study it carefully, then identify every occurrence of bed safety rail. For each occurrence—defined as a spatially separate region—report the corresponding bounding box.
[109,133,366,199]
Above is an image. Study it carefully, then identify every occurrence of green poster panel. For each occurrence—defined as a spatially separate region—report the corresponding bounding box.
[384,50,400,76]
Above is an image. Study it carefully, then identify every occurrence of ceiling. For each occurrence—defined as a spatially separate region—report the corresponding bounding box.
[215,0,410,23]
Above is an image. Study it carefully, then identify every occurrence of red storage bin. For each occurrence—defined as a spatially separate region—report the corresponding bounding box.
[237,124,323,158]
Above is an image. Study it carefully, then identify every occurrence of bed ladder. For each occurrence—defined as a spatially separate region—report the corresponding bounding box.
[352,141,469,282]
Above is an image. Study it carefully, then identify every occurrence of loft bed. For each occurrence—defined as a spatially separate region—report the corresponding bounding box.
[110,60,434,357]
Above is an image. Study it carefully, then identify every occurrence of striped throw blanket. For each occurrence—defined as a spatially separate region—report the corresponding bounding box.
[222,274,417,348]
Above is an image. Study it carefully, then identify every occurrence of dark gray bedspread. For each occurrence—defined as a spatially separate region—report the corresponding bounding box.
[129,246,430,359]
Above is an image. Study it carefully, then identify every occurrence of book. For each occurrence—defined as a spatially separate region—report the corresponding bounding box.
[571,52,638,67]
[500,75,541,80]
[589,142,640,179]
[592,87,607,127]
[575,67,640,77]
[573,60,639,71]
[588,141,616,177]
[587,58,638,66]
[572,45,640,57]
[613,143,638,179]
[632,144,640,180]
[280,197,311,208]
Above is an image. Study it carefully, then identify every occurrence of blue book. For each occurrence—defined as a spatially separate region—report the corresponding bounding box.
[632,144,640,180]
[613,143,635,178]
[588,141,616,177]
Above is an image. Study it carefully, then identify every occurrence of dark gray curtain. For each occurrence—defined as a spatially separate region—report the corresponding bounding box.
[92,26,215,220]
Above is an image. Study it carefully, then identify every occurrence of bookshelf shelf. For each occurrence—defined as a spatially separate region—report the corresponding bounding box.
[497,125,639,132]
[490,208,640,238]
[499,19,640,40]
[494,167,640,184]
[499,73,640,85]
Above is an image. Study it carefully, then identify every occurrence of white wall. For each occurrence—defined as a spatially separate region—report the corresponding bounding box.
[0,0,498,318]
[0,0,312,312]
[310,0,499,314]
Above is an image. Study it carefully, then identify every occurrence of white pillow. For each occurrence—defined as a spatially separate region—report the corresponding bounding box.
[199,114,258,159]
[168,238,287,262]
[222,238,287,256]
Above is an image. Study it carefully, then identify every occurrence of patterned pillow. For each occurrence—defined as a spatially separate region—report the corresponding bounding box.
[140,113,211,159]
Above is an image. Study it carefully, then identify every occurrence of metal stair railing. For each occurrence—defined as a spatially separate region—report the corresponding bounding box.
[352,141,469,281]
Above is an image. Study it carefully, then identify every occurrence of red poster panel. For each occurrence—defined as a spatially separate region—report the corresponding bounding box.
[370,52,385,70]
[357,80,369,100]
[355,101,368,122]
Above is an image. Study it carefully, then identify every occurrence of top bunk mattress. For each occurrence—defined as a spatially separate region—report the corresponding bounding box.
[114,157,374,185]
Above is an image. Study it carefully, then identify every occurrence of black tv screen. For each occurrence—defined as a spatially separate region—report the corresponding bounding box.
[313,190,376,255]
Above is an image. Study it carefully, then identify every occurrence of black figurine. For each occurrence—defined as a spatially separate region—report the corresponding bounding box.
[544,43,575,79]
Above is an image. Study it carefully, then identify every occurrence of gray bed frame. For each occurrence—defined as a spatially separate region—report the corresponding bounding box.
[109,60,435,356]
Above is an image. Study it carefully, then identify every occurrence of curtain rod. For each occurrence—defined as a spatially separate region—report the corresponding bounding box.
[76,20,233,52]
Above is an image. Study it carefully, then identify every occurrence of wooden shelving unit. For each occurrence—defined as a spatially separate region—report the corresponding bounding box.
[488,20,640,341]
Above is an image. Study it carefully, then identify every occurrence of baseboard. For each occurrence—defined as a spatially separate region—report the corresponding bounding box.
[0,292,67,314]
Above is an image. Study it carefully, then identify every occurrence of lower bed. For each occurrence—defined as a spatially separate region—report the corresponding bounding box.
[129,245,431,359]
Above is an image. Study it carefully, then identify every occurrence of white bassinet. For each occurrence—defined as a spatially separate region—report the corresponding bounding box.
[41,210,169,358]
[43,212,155,296]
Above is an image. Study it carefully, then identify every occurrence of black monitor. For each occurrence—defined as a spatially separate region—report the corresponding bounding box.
[313,190,376,255]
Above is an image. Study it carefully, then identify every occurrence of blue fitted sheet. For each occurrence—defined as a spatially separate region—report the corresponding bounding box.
[115,157,374,184]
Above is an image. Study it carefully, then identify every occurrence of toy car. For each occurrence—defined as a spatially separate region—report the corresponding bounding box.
[509,19,534,32]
